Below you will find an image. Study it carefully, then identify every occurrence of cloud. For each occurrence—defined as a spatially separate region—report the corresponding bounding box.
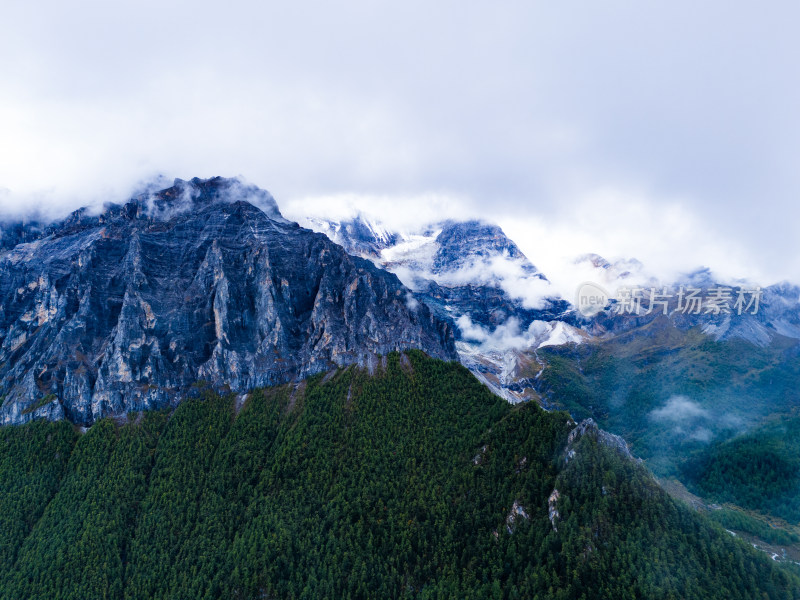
[428,255,554,310]
[404,292,419,311]
[649,395,721,443]
[689,428,714,443]
[649,395,711,423]
[497,187,771,301]
[283,192,476,234]
[287,186,768,305]
[457,315,492,345]
[456,316,538,351]
[456,316,584,352]
[1,1,799,282]
[139,177,286,222]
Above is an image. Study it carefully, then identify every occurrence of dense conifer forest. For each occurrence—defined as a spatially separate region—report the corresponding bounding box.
[1,352,797,599]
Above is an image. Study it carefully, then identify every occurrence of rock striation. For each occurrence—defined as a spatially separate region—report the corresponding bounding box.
[0,177,456,425]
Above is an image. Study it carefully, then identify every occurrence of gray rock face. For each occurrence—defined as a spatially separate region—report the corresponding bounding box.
[301,216,401,259]
[305,215,571,334]
[0,177,456,425]
[566,418,635,462]
[431,220,544,279]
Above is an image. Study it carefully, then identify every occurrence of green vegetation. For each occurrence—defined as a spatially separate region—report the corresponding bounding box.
[682,415,800,523]
[539,323,800,457]
[537,322,800,518]
[0,419,76,581]
[21,393,57,415]
[5,411,167,598]
[708,509,800,546]
[555,433,798,599]
[0,352,797,599]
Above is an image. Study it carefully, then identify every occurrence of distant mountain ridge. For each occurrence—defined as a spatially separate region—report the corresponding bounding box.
[300,214,579,402]
[302,212,800,409]
[300,211,800,548]
[0,177,456,425]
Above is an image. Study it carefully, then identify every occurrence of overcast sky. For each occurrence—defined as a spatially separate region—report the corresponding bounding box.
[1,1,799,285]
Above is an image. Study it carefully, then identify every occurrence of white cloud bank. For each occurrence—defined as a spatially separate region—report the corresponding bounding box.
[1,1,799,284]
[457,316,585,352]
[283,186,771,304]
[649,396,711,423]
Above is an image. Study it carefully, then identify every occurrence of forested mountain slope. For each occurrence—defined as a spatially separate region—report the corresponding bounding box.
[0,352,796,599]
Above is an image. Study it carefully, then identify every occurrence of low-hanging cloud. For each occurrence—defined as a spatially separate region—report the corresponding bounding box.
[432,254,554,310]
[1,1,799,284]
[456,315,584,352]
[649,395,711,423]
[648,395,723,444]
[139,177,286,223]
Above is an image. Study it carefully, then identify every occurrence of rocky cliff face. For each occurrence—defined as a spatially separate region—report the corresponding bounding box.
[0,177,456,425]
[301,215,569,330]
[429,220,544,278]
[301,215,580,402]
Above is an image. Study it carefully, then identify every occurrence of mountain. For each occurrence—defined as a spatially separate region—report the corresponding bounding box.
[0,352,796,599]
[0,218,48,253]
[0,178,456,426]
[302,215,581,402]
[305,215,547,285]
[303,216,401,258]
[305,213,800,549]
[4,179,800,596]
[574,263,800,347]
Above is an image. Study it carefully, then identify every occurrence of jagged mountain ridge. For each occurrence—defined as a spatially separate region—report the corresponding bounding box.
[301,214,587,402]
[308,215,548,281]
[310,214,800,345]
[309,211,800,548]
[0,178,456,425]
[311,218,578,335]
[302,213,800,410]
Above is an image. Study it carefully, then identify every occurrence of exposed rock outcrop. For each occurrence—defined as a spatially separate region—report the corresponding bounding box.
[566,418,635,461]
[0,177,457,425]
[506,499,530,534]
[548,489,560,531]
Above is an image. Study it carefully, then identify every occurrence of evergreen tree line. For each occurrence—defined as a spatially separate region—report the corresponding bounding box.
[0,351,797,599]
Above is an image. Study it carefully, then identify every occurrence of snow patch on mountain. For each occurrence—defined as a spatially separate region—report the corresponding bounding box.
[536,321,587,348]
[299,213,587,406]
[454,318,587,404]
[299,215,557,310]
[380,232,439,264]
[455,342,534,403]
[457,315,586,352]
